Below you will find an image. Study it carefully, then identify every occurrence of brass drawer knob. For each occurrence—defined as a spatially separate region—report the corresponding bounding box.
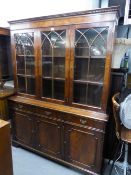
[80,119,87,125]
[44,111,52,116]
[18,104,23,109]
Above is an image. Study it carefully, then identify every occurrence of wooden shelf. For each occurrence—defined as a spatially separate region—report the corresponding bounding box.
[17,55,35,57]
[17,74,35,78]
[42,55,65,58]
[75,55,105,59]
[42,76,65,81]
[74,79,103,86]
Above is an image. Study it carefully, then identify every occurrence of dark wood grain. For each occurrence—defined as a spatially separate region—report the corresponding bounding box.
[0,27,10,36]
[9,98,106,174]
[0,88,14,120]
[0,120,13,175]
[8,95,108,121]
[9,6,119,175]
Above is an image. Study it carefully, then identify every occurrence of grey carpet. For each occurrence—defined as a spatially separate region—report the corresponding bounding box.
[12,147,83,175]
[12,147,125,175]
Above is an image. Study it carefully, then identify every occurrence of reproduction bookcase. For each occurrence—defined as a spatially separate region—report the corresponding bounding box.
[8,6,119,175]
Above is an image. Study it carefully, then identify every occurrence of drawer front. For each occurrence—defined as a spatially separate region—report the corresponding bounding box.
[62,113,105,132]
[36,107,62,121]
[8,100,105,132]
[8,101,36,113]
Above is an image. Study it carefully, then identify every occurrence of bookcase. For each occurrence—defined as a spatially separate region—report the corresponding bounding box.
[8,6,119,174]
[0,28,11,83]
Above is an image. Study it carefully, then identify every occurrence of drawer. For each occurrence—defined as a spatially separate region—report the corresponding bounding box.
[36,107,62,121]
[62,113,105,132]
[8,101,36,113]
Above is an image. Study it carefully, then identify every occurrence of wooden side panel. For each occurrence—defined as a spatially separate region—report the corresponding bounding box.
[0,120,13,175]
[0,99,8,120]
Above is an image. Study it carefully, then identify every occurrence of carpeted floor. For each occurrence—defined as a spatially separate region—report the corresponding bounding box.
[12,147,125,175]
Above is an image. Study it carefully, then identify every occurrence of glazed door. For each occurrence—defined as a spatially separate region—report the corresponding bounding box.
[36,117,64,159]
[64,124,103,173]
[14,32,36,96]
[40,26,70,104]
[0,35,11,80]
[69,24,110,111]
[12,112,34,147]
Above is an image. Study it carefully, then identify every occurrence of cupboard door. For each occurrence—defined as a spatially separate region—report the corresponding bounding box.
[41,27,70,103]
[71,25,109,109]
[36,118,63,159]
[0,35,11,79]
[14,32,36,95]
[12,111,34,147]
[64,124,104,173]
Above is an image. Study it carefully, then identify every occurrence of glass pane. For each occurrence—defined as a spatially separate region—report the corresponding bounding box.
[27,77,35,95]
[15,33,36,95]
[75,28,108,57]
[42,57,65,78]
[73,83,102,107]
[73,83,86,104]
[41,30,66,57]
[42,57,52,77]
[15,33,34,56]
[42,79,52,98]
[16,56,25,74]
[73,27,108,107]
[54,58,65,78]
[88,58,105,82]
[17,76,26,93]
[54,80,64,100]
[26,56,35,75]
[90,28,107,56]
[75,29,89,57]
[86,84,102,107]
[74,58,88,80]
[54,32,65,57]
[41,29,66,100]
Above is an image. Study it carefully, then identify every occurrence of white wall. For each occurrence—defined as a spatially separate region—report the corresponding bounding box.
[0,0,100,27]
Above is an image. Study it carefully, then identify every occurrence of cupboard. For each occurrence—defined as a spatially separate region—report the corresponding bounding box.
[8,6,119,174]
[0,28,11,83]
[0,28,14,120]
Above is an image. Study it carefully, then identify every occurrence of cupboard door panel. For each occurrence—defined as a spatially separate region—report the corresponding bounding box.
[71,26,109,109]
[65,124,103,173]
[37,119,63,159]
[12,112,34,147]
[41,27,70,103]
[14,32,36,96]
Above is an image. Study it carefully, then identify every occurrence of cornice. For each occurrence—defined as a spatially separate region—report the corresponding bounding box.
[8,6,120,24]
